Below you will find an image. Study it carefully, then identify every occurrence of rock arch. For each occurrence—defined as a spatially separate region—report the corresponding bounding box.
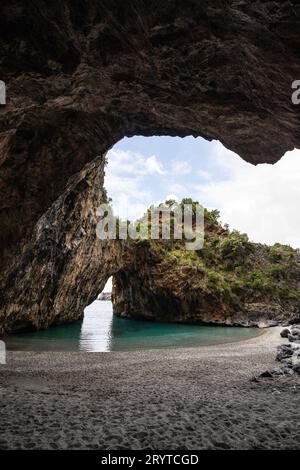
[1,1,300,333]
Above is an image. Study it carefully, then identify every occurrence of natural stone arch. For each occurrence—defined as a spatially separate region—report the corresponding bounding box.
[1,0,300,333]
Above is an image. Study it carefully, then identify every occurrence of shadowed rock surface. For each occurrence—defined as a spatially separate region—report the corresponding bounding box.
[255,325,300,378]
[1,1,300,333]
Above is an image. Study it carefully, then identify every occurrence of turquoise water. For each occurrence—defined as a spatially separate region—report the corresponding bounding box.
[5,301,260,352]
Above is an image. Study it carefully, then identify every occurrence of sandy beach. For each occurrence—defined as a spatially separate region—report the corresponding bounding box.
[0,327,299,450]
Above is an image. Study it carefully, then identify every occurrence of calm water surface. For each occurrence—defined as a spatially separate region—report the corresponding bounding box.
[5,301,261,352]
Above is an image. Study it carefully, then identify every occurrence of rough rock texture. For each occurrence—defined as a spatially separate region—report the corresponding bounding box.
[0,155,143,333]
[113,259,300,327]
[1,1,300,333]
[112,213,300,326]
[255,325,300,379]
[97,292,112,301]
[0,157,110,333]
[0,156,151,334]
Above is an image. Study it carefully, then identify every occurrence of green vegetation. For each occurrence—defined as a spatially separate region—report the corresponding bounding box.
[245,269,274,293]
[148,198,300,307]
[103,195,300,307]
[219,231,253,268]
[204,208,221,229]
[166,249,203,267]
[269,243,295,263]
[101,187,112,204]
[206,270,234,299]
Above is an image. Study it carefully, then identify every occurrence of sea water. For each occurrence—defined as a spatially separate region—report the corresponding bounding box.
[5,301,260,352]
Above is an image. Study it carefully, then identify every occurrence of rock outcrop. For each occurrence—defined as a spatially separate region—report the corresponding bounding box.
[0,157,111,333]
[98,292,112,301]
[112,207,300,327]
[255,326,300,379]
[1,1,300,333]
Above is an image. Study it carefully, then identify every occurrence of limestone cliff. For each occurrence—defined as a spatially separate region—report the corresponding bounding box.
[1,1,300,333]
[112,209,300,327]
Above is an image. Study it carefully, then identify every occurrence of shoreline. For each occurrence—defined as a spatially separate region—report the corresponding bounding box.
[0,326,299,450]
[4,325,263,354]
[3,303,274,352]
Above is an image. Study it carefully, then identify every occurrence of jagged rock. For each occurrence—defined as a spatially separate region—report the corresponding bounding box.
[291,326,300,336]
[273,368,292,377]
[258,370,274,379]
[276,345,297,362]
[1,1,300,333]
[280,328,291,338]
[256,365,295,380]
[258,368,293,378]
[97,292,112,301]
[256,325,300,380]
[288,333,300,343]
[292,363,300,375]
[281,357,293,367]
[282,368,295,376]
[112,229,300,326]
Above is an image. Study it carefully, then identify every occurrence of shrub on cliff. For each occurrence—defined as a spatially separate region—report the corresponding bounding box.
[206,270,233,299]
[269,243,295,263]
[245,269,274,293]
[204,208,221,230]
[219,231,253,269]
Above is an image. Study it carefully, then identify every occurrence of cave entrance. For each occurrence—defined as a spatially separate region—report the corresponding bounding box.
[85,135,300,326]
[97,277,113,301]
[1,130,299,336]
[1,0,299,337]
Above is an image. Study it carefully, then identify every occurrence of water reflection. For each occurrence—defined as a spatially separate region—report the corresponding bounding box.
[79,300,113,351]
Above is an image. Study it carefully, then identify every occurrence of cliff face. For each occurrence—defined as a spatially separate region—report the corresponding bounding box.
[112,216,300,327]
[0,157,109,333]
[1,1,300,333]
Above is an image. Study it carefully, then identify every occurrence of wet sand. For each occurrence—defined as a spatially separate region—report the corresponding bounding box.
[0,327,299,449]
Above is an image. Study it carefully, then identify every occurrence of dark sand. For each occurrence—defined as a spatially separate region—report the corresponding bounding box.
[0,327,299,450]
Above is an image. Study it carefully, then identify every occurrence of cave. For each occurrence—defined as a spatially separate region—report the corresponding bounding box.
[1,0,300,334]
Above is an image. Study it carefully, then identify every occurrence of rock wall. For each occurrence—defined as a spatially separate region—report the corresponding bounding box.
[112,234,300,328]
[1,1,300,333]
[113,267,300,327]
[0,157,110,333]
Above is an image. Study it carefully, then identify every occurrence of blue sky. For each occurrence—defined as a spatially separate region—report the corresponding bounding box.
[104,136,300,249]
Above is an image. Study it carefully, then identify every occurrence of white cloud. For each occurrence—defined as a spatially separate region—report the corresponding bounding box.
[105,149,164,220]
[194,142,300,248]
[146,154,165,175]
[107,149,165,177]
[197,169,212,181]
[171,160,191,175]
[166,182,187,196]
